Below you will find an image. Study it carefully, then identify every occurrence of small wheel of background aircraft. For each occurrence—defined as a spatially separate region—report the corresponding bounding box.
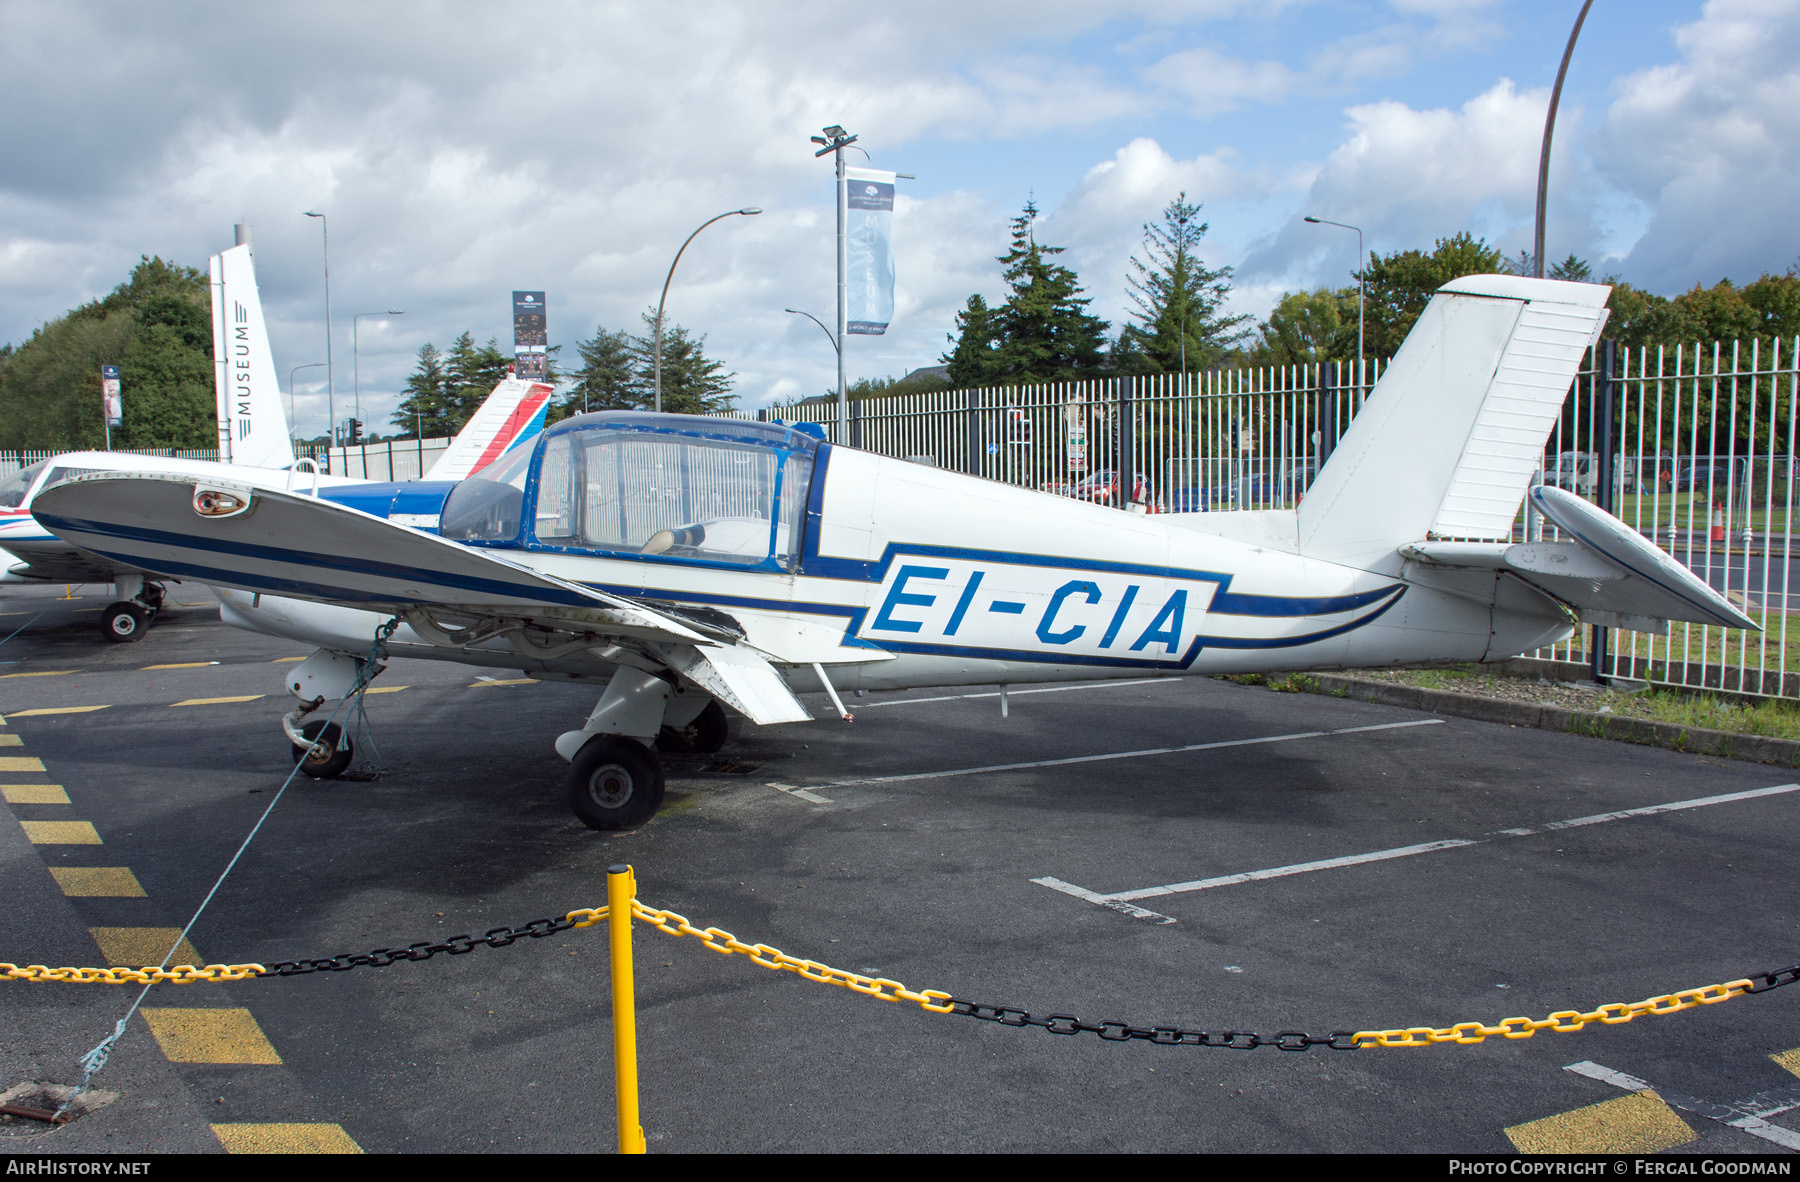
[32,276,1757,832]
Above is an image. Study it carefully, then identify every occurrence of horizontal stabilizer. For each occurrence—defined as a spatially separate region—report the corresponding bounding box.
[663,643,813,725]
[1401,485,1757,632]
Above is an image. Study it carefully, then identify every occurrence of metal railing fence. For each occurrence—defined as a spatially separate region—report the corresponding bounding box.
[738,337,1800,700]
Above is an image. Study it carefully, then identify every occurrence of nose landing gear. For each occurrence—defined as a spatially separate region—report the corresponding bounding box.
[97,577,166,644]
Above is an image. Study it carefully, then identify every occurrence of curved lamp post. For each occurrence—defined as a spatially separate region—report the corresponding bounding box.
[302,211,334,441]
[1303,216,1365,390]
[1535,0,1596,278]
[784,307,839,356]
[288,361,326,445]
[654,208,761,411]
[353,309,405,423]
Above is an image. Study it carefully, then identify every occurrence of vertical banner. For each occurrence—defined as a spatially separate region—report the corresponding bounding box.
[513,291,547,380]
[844,167,895,336]
[100,365,123,427]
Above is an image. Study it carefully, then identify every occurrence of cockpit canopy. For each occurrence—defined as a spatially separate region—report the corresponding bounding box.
[439,412,820,571]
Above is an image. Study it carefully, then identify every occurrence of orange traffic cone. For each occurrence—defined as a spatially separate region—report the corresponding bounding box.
[1711,503,1725,543]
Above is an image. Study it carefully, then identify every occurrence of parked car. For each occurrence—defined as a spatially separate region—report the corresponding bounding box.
[1063,468,1156,508]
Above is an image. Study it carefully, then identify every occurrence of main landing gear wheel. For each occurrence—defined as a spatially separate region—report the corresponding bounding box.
[567,736,665,831]
[290,720,354,779]
[99,602,148,643]
[655,700,729,754]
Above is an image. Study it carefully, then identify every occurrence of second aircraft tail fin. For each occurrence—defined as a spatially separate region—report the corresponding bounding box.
[423,377,555,482]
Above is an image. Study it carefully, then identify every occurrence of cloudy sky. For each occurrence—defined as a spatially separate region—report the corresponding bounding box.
[1,0,1795,436]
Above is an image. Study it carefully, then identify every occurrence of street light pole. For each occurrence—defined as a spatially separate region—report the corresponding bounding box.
[1304,215,1364,390]
[353,309,405,426]
[288,361,326,446]
[811,126,858,440]
[784,308,840,357]
[302,211,334,444]
[654,208,761,412]
[1535,0,1596,278]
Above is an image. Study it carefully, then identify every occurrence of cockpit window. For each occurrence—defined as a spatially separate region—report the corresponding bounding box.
[0,461,47,510]
[439,445,534,542]
[529,419,815,569]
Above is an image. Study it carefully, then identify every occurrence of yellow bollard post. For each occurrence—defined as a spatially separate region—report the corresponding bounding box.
[607,864,647,1154]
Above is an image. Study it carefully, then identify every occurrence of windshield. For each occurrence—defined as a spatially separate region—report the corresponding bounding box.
[439,446,535,542]
[529,415,817,569]
[0,461,47,510]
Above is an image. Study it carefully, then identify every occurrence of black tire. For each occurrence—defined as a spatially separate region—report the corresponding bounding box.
[655,700,729,754]
[291,719,354,779]
[567,736,665,830]
[99,602,148,643]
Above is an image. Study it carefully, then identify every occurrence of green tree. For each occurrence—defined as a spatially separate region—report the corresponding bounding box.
[636,312,735,414]
[1118,193,1248,374]
[0,255,212,450]
[558,326,639,421]
[392,343,450,437]
[441,332,511,432]
[942,202,1110,386]
[1246,287,1359,367]
[1362,231,1506,356]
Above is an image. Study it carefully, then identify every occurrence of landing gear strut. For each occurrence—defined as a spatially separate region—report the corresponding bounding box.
[97,576,166,644]
[556,667,717,830]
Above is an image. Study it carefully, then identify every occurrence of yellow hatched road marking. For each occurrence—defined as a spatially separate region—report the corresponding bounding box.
[21,820,100,845]
[0,670,79,678]
[6,706,109,717]
[170,695,264,707]
[142,662,219,670]
[272,656,305,663]
[0,756,46,771]
[141,1008,282,1064]
[1773,1047,1800,1078]
[362,685,409,694]
[90,927,201,967]
[469,678,538,688]
[0,734,19,746]
[50,867,145,897]
[4,784,69,804]
[212,1124,361,1154]
[1505,1091,1696,1155]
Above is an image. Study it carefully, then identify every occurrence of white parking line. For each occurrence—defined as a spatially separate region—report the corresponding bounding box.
[765,719,1444,816]
[1037,782,1800,923]
[852,678,1169,710]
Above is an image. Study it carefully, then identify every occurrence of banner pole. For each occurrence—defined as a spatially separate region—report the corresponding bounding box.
[607,864,647,1154]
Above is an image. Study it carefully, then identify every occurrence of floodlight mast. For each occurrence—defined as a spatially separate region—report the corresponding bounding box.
[812,125,858,440]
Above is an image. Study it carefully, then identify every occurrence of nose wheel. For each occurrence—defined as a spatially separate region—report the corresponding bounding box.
[97,582,167,644]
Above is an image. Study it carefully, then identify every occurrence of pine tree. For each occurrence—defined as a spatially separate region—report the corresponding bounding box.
[635,312,734,414]
[942,295,1002,388]
[441,332,510,433]
[557,326,639,421]
[1119,193,1248,374]
[393,343,450,437]
[991,201,1110,382]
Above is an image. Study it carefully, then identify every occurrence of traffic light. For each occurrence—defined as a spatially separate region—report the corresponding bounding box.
[347,418,364,445]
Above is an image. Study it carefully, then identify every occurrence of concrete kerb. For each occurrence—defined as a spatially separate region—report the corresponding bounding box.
[1302,674,1800,768]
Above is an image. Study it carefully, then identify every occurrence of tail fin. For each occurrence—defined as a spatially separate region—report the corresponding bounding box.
[208,237,296,470]
[423,377,554,481]
[1297,274,1609,568]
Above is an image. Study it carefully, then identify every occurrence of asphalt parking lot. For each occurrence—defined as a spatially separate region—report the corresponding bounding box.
[2,582,1798,1154]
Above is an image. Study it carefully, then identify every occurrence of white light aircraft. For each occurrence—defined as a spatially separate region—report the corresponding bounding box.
[0,228,553,641]
[33,275,1755,830]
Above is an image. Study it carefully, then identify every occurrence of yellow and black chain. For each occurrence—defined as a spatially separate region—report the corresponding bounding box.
[6,901,1795,1050]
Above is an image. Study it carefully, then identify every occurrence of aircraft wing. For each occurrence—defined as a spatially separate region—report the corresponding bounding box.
[1401,484,1758,633]
[32,473,815,722]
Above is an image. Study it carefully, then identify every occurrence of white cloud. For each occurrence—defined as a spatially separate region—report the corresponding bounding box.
[1596,0,1800,288]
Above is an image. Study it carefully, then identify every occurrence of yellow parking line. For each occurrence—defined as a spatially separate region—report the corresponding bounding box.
[49,867,145,897]
[0,733,19,746]
[0,756,46,771]
[272,656,305,663]
[141,1008,282,1065]
[1505,1091,1696,1155]
[1773,1048,1800,1078]
[0,670,79,678]
[363,685,409,694]
[20,820,100,844]
[211,1124,361,1154]
[469,678,538,688]
[90,927,201,967]
[5,706,109,717]
[170,695,264,707]
[143,662,219,670]
[4,784,69,804]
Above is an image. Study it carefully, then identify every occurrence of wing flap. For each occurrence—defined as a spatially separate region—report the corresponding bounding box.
[663,644,813,725]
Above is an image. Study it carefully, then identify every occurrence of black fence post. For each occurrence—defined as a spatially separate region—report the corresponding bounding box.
[1591,338,1618,685]
[1317,361,1337,470]
[850,398,863,450]
[966,387,980,475]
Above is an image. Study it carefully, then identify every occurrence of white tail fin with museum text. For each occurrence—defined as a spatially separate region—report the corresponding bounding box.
[208,238,296,471]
